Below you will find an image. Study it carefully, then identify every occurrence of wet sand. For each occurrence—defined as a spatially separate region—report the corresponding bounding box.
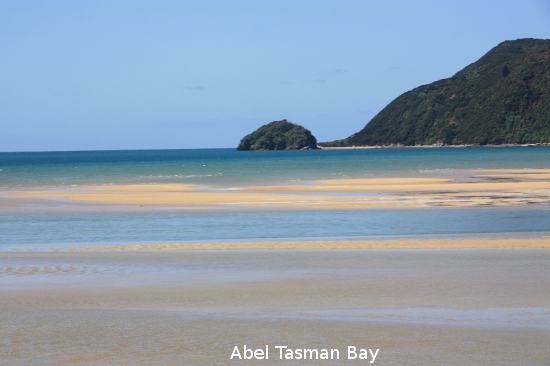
[1,250,549,365]
[3,169,550,211]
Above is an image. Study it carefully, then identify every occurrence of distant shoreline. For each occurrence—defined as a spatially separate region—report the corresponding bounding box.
[317,142,550,150]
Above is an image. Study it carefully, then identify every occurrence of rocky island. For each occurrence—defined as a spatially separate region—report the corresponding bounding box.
[237,120,318,151]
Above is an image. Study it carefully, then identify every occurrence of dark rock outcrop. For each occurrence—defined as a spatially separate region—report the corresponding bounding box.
[237,120,318,151]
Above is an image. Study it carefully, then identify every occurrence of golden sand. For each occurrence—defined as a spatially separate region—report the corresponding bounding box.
[4,169,550,209]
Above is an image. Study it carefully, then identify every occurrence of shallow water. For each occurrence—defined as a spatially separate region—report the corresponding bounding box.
[2,208,550,250]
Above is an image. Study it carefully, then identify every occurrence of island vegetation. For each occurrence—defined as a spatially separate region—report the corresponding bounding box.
[320,38,550,147]
[237,120,318,151]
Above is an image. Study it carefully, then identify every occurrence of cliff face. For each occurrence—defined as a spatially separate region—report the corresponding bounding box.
[322,38,550,147]
[237,120,318,151]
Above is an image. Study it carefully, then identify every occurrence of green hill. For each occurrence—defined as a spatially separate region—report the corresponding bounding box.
[237,120,318,151]
[322,38,550,147]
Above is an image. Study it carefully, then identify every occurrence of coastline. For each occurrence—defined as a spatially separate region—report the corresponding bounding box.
[318,142,550,149]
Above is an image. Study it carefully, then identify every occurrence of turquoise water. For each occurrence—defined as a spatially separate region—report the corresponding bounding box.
[1,147,550,188]
[1,147,550,248]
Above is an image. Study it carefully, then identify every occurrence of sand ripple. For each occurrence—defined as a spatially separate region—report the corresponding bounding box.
[0,265,109,277]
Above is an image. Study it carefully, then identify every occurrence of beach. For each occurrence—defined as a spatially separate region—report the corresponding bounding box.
[2,250,550,365]
[1,149,550,364]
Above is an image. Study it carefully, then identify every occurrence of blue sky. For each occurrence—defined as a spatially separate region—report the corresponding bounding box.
[2,0,550,152]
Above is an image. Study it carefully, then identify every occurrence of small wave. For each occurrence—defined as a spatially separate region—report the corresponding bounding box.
[137,174,220,180]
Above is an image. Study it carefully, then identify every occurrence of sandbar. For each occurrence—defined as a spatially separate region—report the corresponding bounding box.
[3,169,550,211]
